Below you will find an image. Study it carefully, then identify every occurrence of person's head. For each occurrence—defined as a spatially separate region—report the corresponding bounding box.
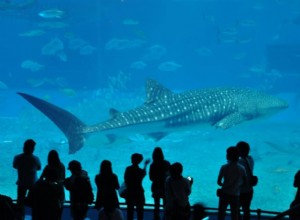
[169,162,183,179]
[152,146,164,162]
[131,153,143,165]
[23,139,36,154]
[236,141,250,158]
[100,160,112,175]
[48,150,60,166]
[192,203,207,220]
[68,160,82,174]
[226,146,239,162]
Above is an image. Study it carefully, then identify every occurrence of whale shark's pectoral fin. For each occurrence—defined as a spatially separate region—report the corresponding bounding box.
[214,113,247,129]
[106,134,117,144]
[147,132,168,141]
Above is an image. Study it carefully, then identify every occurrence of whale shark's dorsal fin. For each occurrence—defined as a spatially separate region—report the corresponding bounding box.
[145,79,174,104]
[109,108,120,118]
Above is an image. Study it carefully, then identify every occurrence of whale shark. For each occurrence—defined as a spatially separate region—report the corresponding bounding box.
[18,79,288,154]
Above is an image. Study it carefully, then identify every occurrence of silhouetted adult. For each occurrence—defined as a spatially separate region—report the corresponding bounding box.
[64,160,94,220]
[124,153,150,220]
[31,167,64,220]
[237,141,254,220]
[217,146,246,220]
[289,170,300,220]
[149,146,170,220]
[165,162,192,220]
[13,139,41,219]
[40,149,65,219]
[95,160,122,219]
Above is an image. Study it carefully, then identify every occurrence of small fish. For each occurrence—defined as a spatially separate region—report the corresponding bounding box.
[237,37,252,44]
[219,27,238,35]
[19,29,45,37]
[195,47,212,56]
[252,3,264,10]
[237,19,256,27]
[60,88,76,97]
[27,78,47,88]
[122,19,139,25]
[21,60,44,72]
[233,52,247,60]
[218,35,237,44]
[0,81,8,90]
[158,61,182,72]
[79,45,96,55]
[249,65,266,73]
[130,61,147,70]
[38,9,65,19]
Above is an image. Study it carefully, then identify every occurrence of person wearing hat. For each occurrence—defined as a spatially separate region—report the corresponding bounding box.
[123,153,150,220]
[64,160,94,220]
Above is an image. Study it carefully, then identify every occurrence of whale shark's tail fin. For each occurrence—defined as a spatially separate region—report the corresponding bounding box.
[17,92,86,154]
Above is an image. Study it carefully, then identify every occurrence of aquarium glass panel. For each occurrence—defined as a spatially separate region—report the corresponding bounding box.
[0,0,299,213]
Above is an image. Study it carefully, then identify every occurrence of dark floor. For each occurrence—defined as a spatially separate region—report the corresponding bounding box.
[24,205,286,220]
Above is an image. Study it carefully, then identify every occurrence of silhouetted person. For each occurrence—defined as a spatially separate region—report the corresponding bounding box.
[13,139,41,219]
[149,146,170,220]
[64,160,94,220]
[31,167,64,220]
[0,194,22,220]
[289,170,300,220]
[165,162,192,220]
[124,153,150,220]
[95,160,123,219]
[191,203,208,220]
[237,141,254,220]
[40,149,65,219]
[98,206,124,220]
[217,146,246,220]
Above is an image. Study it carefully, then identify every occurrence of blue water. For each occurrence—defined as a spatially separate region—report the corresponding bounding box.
[0,0,300,213]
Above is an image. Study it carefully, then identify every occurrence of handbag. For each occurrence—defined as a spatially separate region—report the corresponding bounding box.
[118,182,127,199]
[216,188,223,197]
[244,157,258,187]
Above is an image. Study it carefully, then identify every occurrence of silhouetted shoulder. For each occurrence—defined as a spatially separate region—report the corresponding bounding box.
[294,170,300,188]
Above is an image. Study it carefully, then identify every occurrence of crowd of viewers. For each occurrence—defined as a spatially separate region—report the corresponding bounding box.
[1,138,299,220]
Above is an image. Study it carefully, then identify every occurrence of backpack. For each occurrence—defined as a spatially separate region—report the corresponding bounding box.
[0,194,23,220]
[82,178,94,204]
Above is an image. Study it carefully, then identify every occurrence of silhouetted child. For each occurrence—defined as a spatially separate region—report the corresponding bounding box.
[64,160,94,220]
[165,162,193,220]
[191,203,208,220]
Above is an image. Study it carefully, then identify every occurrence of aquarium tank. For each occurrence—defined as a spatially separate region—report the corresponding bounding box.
[0,0,299,213]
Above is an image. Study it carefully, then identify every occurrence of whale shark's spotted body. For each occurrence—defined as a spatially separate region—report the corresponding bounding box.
[18,79,288,153]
